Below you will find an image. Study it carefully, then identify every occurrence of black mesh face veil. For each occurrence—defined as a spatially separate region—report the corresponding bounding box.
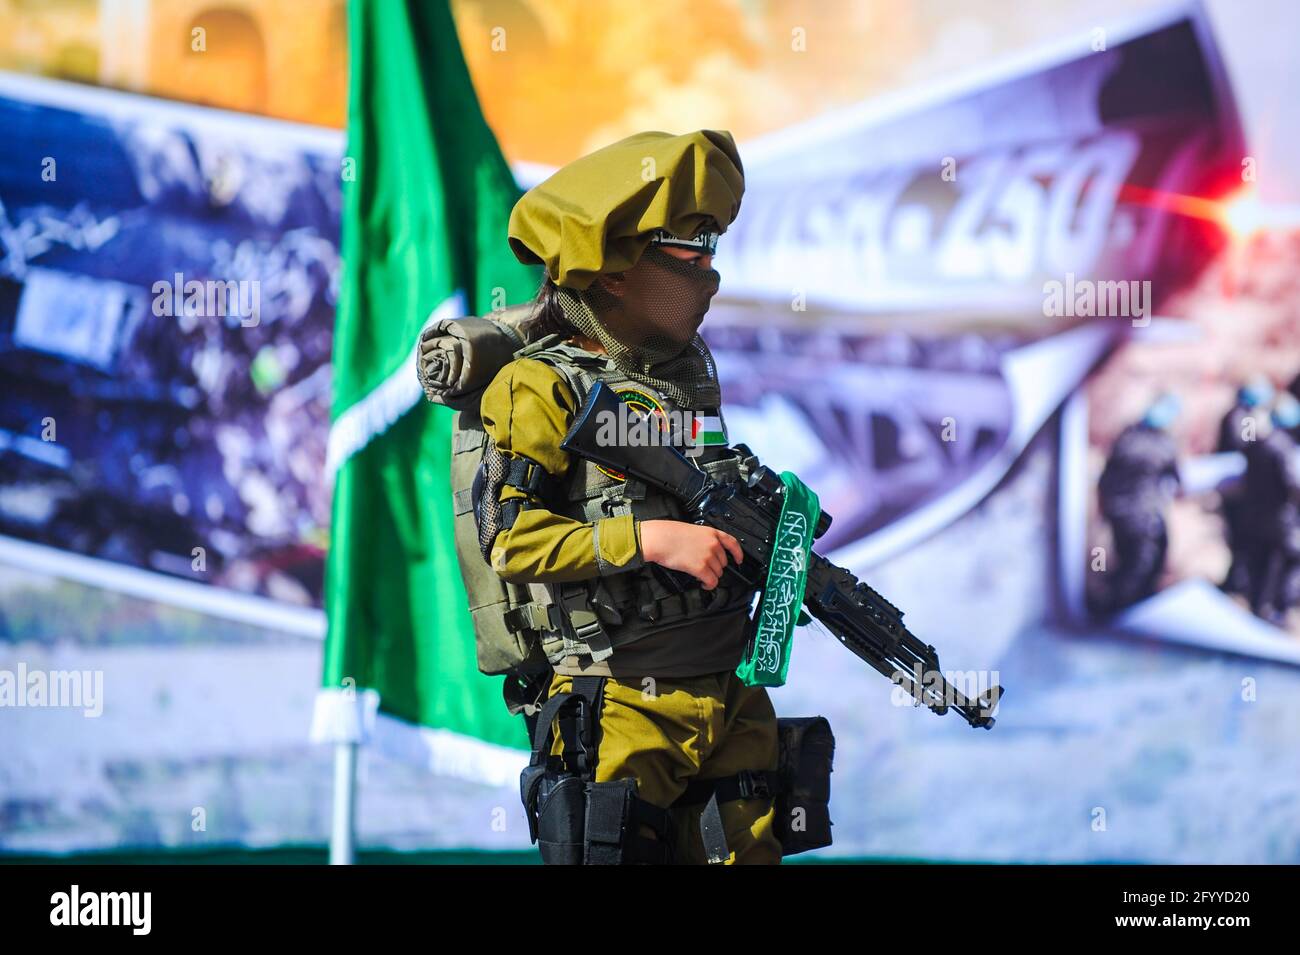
[554,246,723,409]
[591,246,720,363]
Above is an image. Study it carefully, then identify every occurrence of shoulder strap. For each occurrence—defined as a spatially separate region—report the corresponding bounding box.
[514,332,563,359]
[535,348,608,406]
[486,315,527,352]
[508,336,604,408]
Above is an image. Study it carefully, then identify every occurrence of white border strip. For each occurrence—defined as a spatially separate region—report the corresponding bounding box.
[310,687,527,786]
[0,533,326,637]
[325,291,465,479]
[0,69,344,152]
[0,69,546,188]
[1117,578,1300,667]
[1057,389,1091,623]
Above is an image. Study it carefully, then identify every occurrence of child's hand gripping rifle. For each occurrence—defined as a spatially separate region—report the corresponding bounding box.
[561,382,1004,729]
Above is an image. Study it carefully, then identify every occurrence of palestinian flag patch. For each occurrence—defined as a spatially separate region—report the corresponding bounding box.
[691,412,727,447]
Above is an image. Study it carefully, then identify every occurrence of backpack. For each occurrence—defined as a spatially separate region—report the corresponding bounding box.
[416,303,559,715]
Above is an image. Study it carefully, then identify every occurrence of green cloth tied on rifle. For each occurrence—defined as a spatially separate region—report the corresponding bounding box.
[737,472,821,688]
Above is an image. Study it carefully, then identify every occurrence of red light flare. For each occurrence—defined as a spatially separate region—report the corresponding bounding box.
[1117,183,1300,296]
[1118,183,1300,240]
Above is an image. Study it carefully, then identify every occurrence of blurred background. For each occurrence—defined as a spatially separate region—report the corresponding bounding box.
[1,0,1298,862]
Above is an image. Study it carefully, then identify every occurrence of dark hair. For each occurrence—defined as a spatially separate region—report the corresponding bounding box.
[523,277,579,341]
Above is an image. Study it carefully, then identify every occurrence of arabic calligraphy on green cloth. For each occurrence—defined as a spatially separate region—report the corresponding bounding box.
[736,471,820,688]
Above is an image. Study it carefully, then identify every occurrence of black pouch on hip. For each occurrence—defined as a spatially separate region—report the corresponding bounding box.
[773,716,835,856]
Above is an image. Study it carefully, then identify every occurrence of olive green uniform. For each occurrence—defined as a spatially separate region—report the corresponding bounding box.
[477,127,782,863]
[481,352,782,864]
[547,671,781,866]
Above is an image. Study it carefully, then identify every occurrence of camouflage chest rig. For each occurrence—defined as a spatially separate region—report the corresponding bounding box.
[510,335,757,671]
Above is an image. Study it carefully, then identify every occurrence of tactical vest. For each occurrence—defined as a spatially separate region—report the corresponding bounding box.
[511,337,756,669]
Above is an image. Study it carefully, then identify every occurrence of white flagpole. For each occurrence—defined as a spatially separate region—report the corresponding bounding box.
[329,741,358,864]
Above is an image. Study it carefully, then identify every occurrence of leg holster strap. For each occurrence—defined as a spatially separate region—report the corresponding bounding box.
[668,716,836,858]
[671,770,785,864]
[672,769,786,808]
[519,676,675,864]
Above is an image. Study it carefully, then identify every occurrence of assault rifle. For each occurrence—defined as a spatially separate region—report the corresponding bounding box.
[561,381,1003,729]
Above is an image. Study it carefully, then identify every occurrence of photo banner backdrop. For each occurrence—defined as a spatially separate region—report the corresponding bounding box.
[7,4,1298,863]
[725,4,1244,315]
[0,72,342,634]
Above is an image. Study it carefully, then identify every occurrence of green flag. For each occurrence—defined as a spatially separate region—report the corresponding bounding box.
[312,0,538,774]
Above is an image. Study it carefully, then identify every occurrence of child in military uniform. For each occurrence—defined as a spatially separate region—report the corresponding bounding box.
[479,130,783,864]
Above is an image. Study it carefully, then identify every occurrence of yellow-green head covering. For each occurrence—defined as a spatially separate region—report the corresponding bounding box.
[507,129,745,290]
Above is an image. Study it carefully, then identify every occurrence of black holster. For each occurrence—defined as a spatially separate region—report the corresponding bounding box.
[519,676,674,865]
